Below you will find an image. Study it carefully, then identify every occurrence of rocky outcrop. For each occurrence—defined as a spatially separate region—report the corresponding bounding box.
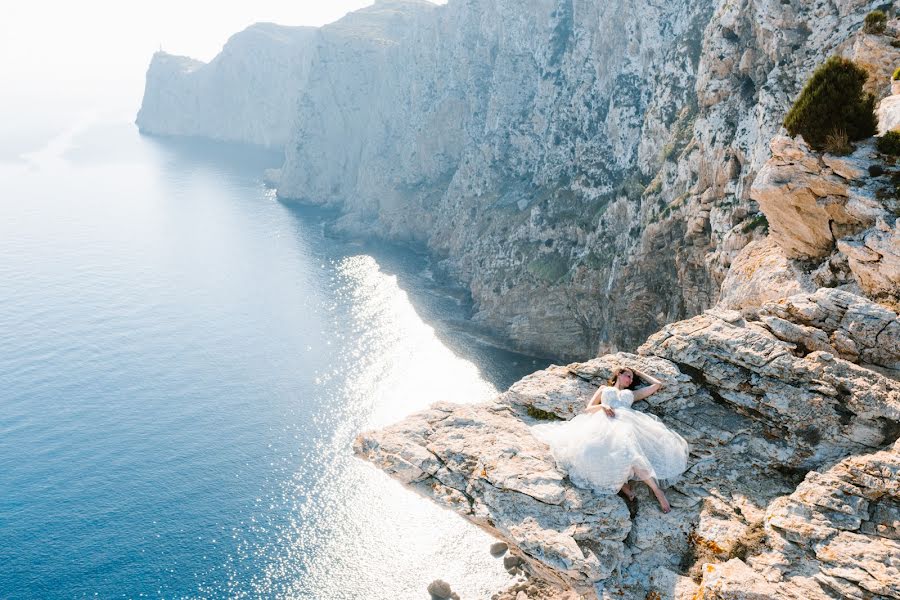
[686,438,900,599]
[742,135,900,310]
[751,137,882,262]
[137,0,898,359]
[715,237,816,312]
[354,287,900,598]
[755,289,900,372]
[752,439,900,599]
[354,400,632,595]
[640,295,900,468]
[877,77,900,134]
[838,219,900,307]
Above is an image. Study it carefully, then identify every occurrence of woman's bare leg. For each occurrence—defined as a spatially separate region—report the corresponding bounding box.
[619,482,636,500]
[636,472,670,513]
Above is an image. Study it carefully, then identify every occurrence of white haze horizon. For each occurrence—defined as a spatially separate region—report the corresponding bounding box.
[0,0,446,159]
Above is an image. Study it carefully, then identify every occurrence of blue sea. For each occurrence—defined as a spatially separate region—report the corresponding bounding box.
[0,115,549,599]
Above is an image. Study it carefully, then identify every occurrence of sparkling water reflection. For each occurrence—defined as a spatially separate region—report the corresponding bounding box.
[0,119,550,599]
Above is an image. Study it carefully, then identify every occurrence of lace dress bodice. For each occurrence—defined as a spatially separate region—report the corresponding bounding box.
[600,386,634,409]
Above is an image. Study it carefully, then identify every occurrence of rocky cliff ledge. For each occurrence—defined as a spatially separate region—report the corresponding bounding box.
[352,104,900,589]
[137,0,898,359]
[354,286,899,599]
[352,112,900,596]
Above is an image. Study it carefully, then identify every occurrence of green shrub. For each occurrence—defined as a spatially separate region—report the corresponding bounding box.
[876,130,900,155]
[892,39,900,49]
[783,56,877,151]
[864,10,887,34]
[894,66,900,80]
[527,252,569,283]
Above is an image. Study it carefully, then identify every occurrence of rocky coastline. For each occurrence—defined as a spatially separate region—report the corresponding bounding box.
[137,0,899,360]
[352,92,900,596]
[135,1,900,597]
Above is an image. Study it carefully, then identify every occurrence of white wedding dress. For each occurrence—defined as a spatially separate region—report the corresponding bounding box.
[530,385,690,495]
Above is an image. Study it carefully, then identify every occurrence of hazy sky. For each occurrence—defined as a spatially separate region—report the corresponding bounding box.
[1,1,443,143]
[2,2,375,95]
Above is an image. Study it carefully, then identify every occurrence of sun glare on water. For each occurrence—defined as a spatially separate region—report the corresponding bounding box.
[217,253,512,599]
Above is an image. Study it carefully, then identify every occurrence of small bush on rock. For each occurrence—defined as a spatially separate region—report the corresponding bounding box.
[783,56,877,151]
[894,66,900,80]
[526,405,562,421]
[876,130,900,155]
[864,10,887,34]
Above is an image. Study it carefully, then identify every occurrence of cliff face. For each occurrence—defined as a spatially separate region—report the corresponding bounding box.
[136,23,319,148]
[137,0,893,359]
[135,3,900,596]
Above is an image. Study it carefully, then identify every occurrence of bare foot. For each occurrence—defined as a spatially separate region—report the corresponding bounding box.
[659,497,671,513]
[619,483,636,501]
[640,474,672,513]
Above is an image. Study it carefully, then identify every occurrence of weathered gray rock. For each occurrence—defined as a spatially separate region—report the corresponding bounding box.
[837,217,900,308]
[715,237,816,313]
[353,400,632,595]
[646,566,699,600]
[428,578,454,599]
[355,286,899,598]
[490,541,509,556]
[744,129,900,311]
[755,288,900,372]
[751,136,885,262]
[690,558,781,599]
[745,439,900,599]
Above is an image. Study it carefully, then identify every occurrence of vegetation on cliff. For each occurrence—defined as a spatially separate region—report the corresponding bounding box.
[863,9,887,34]
[783,56,877,151]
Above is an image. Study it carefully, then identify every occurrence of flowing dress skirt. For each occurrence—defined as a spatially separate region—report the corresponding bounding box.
[530,407,690,495]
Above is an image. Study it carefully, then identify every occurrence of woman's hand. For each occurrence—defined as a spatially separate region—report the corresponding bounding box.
[586,404,615,417]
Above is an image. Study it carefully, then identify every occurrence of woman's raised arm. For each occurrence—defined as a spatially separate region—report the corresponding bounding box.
[632,369,663,401]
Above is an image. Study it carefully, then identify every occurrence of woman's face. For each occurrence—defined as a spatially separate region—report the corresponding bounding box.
[617,370,633,386]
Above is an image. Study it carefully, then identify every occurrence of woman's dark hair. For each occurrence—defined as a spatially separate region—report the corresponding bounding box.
[607,366,636,388]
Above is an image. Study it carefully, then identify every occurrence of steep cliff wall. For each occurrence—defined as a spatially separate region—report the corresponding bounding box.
[136,23,318,148]
[137,0,893,359]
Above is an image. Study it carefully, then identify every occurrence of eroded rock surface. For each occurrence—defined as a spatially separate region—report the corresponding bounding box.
[752,439,900,599]
[353,401,632,596]
[751,136,885,261]
[355,287,900,598]
[747,135,900,311]
[715,237,816,313]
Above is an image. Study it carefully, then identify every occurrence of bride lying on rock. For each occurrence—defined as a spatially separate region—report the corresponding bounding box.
[530,366,689,513]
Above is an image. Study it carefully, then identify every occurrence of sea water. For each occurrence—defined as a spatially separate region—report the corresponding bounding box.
[0,116,551,599]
